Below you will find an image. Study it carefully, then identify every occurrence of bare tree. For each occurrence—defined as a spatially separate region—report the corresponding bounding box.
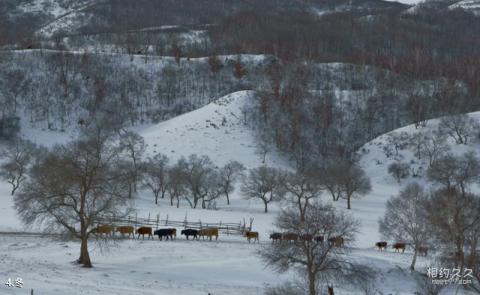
[385,132,410,157]
[379,182,431,270]
[142,154,169,205]
[282,169,324,221]
[256,127,272,164]
[338,164,371,210]
[117,131,145,198]
[167,163,187,208]
[437,114,479,145]
[322,162,346,202]
[0,139,38,195]
[218,160,245,205]
[425,187,480,279]
[414,272,445,295]
[259,203,359,295]
[3,69,30,113]
[415,130,449,167]
[428,152,480,196]
[241,166,284,213]
[387,162,410,183]
[177,154,217,209]
[14,130,133,267]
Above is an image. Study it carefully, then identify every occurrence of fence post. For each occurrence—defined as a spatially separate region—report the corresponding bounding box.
[156,214,160,230]
[165,214,169,226]
[135,213,138,229]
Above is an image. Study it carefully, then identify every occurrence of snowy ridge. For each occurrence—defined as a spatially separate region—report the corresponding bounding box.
[1,92,478,294]
[449,0,480,14]
[140,90,288,169]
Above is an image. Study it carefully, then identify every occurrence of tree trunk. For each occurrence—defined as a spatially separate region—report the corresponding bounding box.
[263,200,268,213]
[308,271,316,295]
[411,247,418,271]
[11,184,17,196]
[78,236,92,268]
[226,193,230,205]
[327,286,335,295]
[347,195,351,210]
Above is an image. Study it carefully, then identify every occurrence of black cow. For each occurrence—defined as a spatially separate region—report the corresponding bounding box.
[181,229,198,240]
[270,232,282,243]
[154,229,174,241]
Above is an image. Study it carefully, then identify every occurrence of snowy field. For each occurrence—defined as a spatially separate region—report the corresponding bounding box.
[1,91,478,294]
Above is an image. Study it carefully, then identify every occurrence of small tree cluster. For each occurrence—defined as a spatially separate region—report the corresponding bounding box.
[380,152,480,290]
[322,161,371,209]
[142,154,245,209]
[409,129,449,167]
[437,114,479,145]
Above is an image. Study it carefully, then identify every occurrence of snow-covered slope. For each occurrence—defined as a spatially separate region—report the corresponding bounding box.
[358,111,480,247]
[449,0,480,14]
[139,91,288,169]
[2,92,479,294]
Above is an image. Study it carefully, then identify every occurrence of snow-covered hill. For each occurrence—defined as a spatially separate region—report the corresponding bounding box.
[139,91,288,169]
[449,0,480,14]
[1,92,479,294]
[404,0,480,14]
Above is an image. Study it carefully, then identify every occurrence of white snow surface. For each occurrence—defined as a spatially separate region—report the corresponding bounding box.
[1,92,478,294]
[385,0,422,4]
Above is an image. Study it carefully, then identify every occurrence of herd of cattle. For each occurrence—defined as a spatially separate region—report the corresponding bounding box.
[268,232,345,247]
[94,225,428,255]
[375,241,429,256]
[94,225,259,242]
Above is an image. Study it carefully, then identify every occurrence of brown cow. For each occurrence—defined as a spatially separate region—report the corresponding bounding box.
[328,236,344,247]
[393,242,406,253]
[270,232,282,243]
[376,241,388,251]
[244,231,259,243]
[94,225,113,237]
[116,226,134,238]
[136,227,153,240]
[282,233,299,243]
[167,228,177,240]
[418,246,429,256]
[198,228,219,241]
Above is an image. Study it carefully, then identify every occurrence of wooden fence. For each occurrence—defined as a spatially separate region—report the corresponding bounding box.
[97,213,254,236]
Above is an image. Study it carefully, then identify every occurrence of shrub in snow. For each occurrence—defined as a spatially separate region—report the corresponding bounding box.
[0,116,20,140]
[437,114,479,145]
[387,162,410,183]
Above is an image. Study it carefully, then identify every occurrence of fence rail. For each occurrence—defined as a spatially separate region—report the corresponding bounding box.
[97,213,254,236]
